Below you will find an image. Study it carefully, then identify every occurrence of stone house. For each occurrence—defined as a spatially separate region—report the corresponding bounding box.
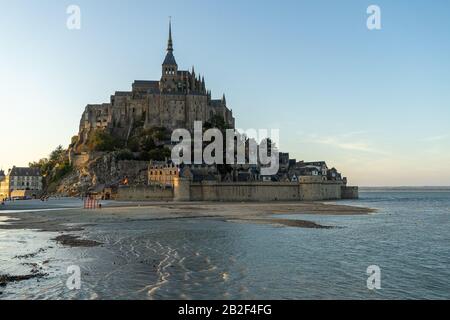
[148,161,180,187]
[179,164,219,182]
[302,161,328,176]
[0,167,43,199]
[0,170,8,199]
[327,167,343,181]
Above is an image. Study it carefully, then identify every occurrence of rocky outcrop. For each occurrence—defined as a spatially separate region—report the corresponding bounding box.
[57,152,148,196]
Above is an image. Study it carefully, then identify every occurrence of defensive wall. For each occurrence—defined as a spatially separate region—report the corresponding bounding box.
[115,177,358,202]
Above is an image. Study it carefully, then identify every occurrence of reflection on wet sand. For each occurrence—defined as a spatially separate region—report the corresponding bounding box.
[1,198,374,299]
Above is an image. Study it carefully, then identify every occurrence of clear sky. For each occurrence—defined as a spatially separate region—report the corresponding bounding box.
[1,0,449,186]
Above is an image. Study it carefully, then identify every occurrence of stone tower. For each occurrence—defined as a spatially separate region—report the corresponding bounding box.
[161,19,179,93]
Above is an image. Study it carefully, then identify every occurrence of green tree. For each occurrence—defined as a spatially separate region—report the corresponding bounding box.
[29,145,73,193]
[49,145,65,162]
[139,136,156,152]
[88,130,123,152]
[116,149,135,161]
[148,147,171,161]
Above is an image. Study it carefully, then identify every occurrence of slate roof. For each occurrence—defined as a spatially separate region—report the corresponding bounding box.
[303,161,327,166]
[9,167,41,177]
[133,80,160,89]
[162,52,177,66]
[210,99,224,107]
[114,91,132,97]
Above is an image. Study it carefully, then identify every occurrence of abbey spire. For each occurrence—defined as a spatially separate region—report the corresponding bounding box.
[162,18,177,71]
[167,17,173,52]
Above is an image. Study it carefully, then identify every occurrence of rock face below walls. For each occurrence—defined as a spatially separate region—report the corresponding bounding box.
[57,153,148,196]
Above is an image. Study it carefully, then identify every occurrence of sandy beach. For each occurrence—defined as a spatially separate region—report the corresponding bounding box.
[0,200,374,233]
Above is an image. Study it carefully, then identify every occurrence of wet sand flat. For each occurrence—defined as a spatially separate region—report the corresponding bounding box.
[0,199,375,298]
[0,200,374,232]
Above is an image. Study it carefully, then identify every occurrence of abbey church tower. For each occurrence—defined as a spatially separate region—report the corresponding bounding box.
[75,20,235,150]
[160,19,179,93]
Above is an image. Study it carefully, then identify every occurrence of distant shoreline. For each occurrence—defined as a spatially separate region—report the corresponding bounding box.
[360,186,450,192]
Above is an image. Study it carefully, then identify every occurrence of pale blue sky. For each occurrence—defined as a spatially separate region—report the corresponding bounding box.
[1,0,449,186]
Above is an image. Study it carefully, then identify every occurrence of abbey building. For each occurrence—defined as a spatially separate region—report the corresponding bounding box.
[75,21,235,148]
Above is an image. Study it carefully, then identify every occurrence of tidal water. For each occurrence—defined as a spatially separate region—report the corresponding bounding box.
[1,191,449,299]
